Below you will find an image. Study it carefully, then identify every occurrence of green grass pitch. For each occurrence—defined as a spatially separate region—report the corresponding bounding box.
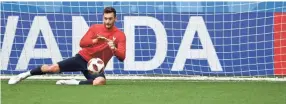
[1,80,286,104]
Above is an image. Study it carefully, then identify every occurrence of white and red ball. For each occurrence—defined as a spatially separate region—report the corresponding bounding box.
[87,58,105,75]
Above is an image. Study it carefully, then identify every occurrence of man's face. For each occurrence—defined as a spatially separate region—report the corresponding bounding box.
[103,13,116,29]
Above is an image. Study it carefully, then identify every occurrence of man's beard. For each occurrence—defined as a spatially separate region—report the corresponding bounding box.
[105,23,113,29]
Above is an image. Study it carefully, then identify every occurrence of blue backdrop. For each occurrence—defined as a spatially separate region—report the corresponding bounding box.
[1,2,285,76]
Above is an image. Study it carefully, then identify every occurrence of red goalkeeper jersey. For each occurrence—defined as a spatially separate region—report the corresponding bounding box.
[78,24,126,66]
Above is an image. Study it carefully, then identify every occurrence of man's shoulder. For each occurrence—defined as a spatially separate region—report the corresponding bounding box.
[116,29,125,35]
[113,27,124,35]
[114,29,125,38]
[90,24,103,29]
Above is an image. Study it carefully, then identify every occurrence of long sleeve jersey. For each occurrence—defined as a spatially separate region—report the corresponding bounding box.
[78,24,126,66]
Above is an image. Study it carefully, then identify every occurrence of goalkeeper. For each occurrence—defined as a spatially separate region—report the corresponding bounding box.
[8,7,126,86]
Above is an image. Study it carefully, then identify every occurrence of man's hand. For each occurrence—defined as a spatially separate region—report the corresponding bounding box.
[107,40,116,50]
[92,38,98,44]
[97,36,117,50]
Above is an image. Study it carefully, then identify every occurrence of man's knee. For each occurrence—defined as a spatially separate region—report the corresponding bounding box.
[92,77,106,86]
[41,64,60,73]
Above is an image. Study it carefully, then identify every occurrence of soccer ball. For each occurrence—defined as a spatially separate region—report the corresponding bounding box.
[87,58,105,75]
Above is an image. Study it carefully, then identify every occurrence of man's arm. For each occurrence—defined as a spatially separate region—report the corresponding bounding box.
[98,32,126,61]
[113,34,126,62]
[79,27,97,48]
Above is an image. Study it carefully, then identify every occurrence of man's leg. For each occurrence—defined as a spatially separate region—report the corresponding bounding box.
[56,77,106,86]
[8,64,61,85]
[92,77,106,85]
[9,54,86,85]
[56,70,106,86]
[79,70,106,85]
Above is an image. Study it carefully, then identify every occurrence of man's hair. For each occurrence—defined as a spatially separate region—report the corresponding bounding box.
[103,7,116,17]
